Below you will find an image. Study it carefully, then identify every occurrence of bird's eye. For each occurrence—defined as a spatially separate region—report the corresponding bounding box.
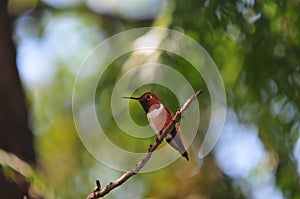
[146,95,151,100]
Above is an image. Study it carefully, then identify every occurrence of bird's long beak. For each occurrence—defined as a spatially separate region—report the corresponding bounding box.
[122,96,140,100]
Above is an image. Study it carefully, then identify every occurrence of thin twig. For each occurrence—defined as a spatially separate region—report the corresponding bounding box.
[86,89,204,199]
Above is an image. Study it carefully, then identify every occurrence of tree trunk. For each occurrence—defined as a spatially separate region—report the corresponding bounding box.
[0,1,36,198]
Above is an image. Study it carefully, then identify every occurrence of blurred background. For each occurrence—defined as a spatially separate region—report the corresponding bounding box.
[1,0,300,198]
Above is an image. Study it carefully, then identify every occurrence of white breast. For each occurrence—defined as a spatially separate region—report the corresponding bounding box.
[147,104,167,135]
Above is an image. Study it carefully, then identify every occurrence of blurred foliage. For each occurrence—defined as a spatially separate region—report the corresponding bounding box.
[7,0,300,198]
[170,0,300,198]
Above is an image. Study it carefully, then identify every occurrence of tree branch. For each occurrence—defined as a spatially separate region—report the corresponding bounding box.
[86,89,204,199]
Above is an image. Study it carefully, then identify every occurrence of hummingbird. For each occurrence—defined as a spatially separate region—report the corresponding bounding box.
[123,92,189,161]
